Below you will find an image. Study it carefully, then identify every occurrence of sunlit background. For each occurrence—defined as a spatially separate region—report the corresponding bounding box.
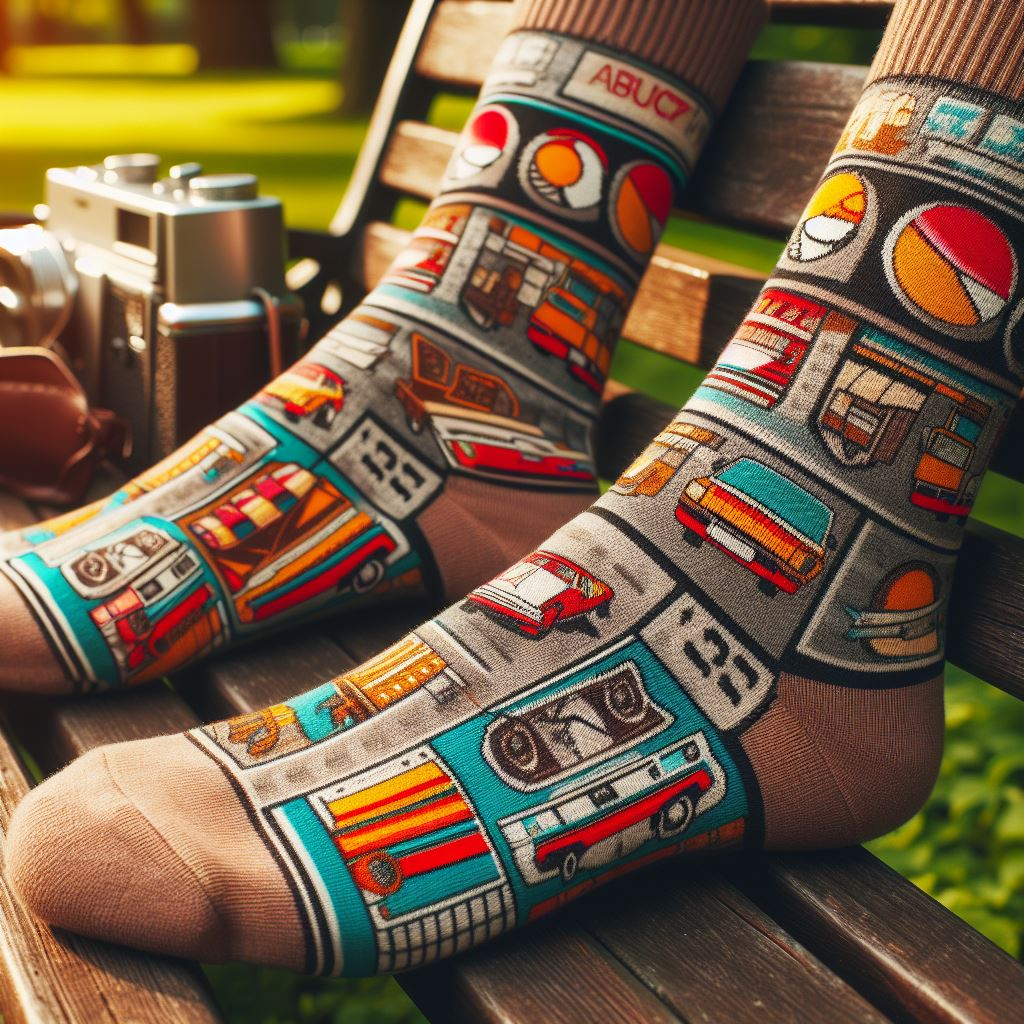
[1,3,1023,1022]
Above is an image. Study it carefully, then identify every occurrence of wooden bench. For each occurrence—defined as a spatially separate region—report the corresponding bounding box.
[3,0,1024,1020]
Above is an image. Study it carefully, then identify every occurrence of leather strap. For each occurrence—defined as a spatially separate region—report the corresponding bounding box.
[0,347,129,505]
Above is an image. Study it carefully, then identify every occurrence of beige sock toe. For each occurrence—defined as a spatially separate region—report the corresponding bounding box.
[0,572,69,694]
[6,734,308,970]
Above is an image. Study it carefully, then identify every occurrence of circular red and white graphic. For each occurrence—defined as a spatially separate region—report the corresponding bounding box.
[521,128,607,217]
[611,161,674,257]
[450,105,517,181]
[887,203,1017,328]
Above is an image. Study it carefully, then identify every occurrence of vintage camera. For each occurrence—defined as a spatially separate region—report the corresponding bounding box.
[0,154,304,470]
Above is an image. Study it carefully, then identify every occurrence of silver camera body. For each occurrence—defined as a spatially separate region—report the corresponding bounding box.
[0,154,303,470]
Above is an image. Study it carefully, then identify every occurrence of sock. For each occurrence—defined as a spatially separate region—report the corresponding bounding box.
[0,0,754,694]
[17,0,1019,979]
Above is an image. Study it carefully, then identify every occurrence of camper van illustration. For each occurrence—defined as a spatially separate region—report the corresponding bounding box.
[612,420,722,496]
[498,730,724,885]
[185,463,396,623]
[467,550,613,637]
[461,217,627,394]
[911,399,990,520]
[676,458,834,596]
[259,362,345,429]
[394,334,594,485]
[704,290,824,409]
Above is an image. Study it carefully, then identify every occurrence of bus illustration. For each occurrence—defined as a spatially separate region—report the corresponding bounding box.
[676,458,834,596]
[395,334,594,485]
[612,420,722,497]
[912,399,991,520]
[185,463,397,623]
[704,290,824,409]
[484,662,670,791]
[259,362,345,429]
[88,543,225,684]
[498,731,724,885]
[818,345,928,466]
[461,217,627,393]
[381,204,471,294]
[467,550,614,637]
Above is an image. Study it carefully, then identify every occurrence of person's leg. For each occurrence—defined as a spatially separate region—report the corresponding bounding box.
[0,0,761,694]
[11,0,1019,975]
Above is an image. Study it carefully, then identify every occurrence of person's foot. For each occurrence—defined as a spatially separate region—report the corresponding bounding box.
[0,0,760,693]
[11,0,1024,972]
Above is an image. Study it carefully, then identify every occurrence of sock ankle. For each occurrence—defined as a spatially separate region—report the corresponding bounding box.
[0,0,759,692]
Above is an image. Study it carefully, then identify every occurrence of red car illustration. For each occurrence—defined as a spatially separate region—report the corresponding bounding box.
[467,550,613,637]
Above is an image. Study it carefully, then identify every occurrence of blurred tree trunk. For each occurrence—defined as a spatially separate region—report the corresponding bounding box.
[0,0,10,74]
[190,0,277,69]
[121,0,148,44]
[338,0,411,115]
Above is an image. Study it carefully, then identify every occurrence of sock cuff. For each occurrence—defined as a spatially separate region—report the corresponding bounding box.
[510,0,766,112]
[868,0,1024,101]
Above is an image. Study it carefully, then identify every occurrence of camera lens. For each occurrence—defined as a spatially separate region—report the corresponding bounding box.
[0,224,77,348]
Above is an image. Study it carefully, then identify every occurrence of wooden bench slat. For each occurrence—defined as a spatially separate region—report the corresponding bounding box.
[0,714,223,1024]
[401,916,683,1024]
[576,861,889,1023]
[179,627,360,722]
[732,848,1024,1024]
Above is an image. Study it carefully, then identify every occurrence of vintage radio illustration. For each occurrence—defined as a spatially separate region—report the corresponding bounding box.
[676,458,835,596]
[394,334,594,485]
[324,754,516,973]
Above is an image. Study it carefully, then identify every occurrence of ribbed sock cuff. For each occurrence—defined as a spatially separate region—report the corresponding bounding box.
[869,0,1024,101]
[511,0,765,112]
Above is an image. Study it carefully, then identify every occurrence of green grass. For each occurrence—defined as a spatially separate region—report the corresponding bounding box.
[2,40,1023,1020]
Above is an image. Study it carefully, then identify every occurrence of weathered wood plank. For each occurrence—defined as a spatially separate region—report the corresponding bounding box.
[732,848,1024,1024]
[578,859,889,1023]
[948,519,1024,702]
[0,713,223,1024]
[595,389,1024,701]
[415,0,893,89]
[401,915,682,1024]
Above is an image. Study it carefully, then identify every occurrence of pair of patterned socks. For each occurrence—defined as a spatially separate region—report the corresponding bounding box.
[5,0,1024,978]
